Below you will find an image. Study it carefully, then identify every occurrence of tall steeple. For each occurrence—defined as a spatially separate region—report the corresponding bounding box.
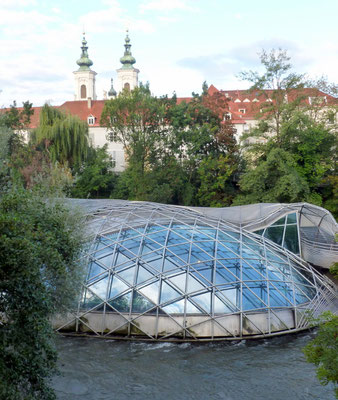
[116,30,139,93]
[73,33,97,101]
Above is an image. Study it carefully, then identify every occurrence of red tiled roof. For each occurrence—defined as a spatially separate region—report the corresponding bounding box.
[59,100,106,127]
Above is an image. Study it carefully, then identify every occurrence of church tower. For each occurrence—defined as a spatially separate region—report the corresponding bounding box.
[116,30,139,93]
[74,34,97,101]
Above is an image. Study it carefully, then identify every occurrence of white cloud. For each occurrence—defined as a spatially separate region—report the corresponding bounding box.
[0,0,37,8]
[139,0,194,13]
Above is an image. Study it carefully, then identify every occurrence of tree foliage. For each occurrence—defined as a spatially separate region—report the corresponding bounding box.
[303,312,338,398]
[102,83,240,205]
[31,104,90,170]
[236,49,337,207]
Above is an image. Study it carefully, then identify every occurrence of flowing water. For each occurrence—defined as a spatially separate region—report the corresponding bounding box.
[53,332,334,400]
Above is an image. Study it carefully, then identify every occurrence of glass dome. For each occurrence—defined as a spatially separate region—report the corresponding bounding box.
[56,201,336,340]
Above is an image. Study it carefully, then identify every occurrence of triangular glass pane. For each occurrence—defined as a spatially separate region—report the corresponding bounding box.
[167,231,189,246]
[186,299,202,313]
[109,292,131,312]
[190,244,213,263]
[120,238,142,255]
[97,252,114,269]
[160,281,181,303]
[242,286,266,310]
[119,228,142,240]
[109,276,129,299]
[142,238,163,253]
[162,299,185,313]
[87,261,106,281]
[136,265,155,285]
[271,216,286,226]
[132,291,156,313]
[168,273,186,292]
[144,255,163,272]
[171,224,193,240]
[191,267,212,287]
[187,274,205,292]
[268,281,293,307]
[215,267,235,285]
[216,243,239,259]
[287,213,297,224]
[118,266,136,285]
[242,260,266,281]
[219,286,239,308]
[115,251,131,266]
[283,225,299,254]
[219,259,240,279]
[190,292,211,313]
[88,274,109,299]
[80,288,103,310]
[170,244,190,263]
[147,231,168,246]
[139,281,160,304]
[214,295,233,314]
[264,226,284,246]
[194,225,216,240]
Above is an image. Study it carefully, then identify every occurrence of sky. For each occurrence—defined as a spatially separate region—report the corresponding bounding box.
[0,0,337,107]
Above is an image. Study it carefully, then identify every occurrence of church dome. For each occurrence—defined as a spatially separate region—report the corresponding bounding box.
[76,35,93,71]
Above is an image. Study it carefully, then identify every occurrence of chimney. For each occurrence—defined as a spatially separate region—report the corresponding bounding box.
[87,97,92,109]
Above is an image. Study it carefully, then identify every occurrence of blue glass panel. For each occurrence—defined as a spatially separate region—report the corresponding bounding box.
[291,268,314,286]
[97,252,114,268]
[162,299,185,313]
[167,245,189,264]
[194,225,216,240]
[218,285,239,309]
[168,273,186,292]
[146,224,168,234]
[264,226,284,246]
[147,231,168,246]
[120,238,142,255]
[219,259,240,280]
[114,251,132,266]
[191,266,213,286]
[242,286,266,310]
[217,242,240,257]
[80,288,103,310]
[167,231,189,245]
[294,291,310,305]
[271,216,286,226]
[109,292,131,312]
[118,266,136,285]
[87,261,106,281]
[132,291,156,313]
[215,263,237,284]
[283,225,299,254]
[268,281,293,307]
[214,295,233,314]
[186,300,202,313]
[287,213,297,224]
[190,244,213,263]
[187,274,205,292]
[242,261,265,281]
[119,228,142,240]
[109,276,129,299]
[190,292,211,313]
[136,265,155,285]
[88,274,109,299]
[139,281,160,304]
[104,231,119,241]
[171,224,193,240]
[144,255,163,272]
[141,238,162,253]
[160,281,181,303]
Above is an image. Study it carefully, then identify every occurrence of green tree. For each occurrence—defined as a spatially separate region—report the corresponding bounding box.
[71,145,118,198]
[303,312,338,398]
[31,104,90,171]
[236,49,337,206]
[0,129,85,399]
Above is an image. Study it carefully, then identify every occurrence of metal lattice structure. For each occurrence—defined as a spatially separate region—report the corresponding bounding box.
[54,201,337,341]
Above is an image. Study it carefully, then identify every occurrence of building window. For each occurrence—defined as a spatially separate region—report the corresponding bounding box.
[239,109,246,114]
[243,98,250,103]
[224,113,231,121]
[124,82,130,91]
[88,116,95,125]
[81,84,87,99]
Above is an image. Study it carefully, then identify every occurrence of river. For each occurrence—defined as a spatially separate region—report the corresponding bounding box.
[53,332,335,400]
